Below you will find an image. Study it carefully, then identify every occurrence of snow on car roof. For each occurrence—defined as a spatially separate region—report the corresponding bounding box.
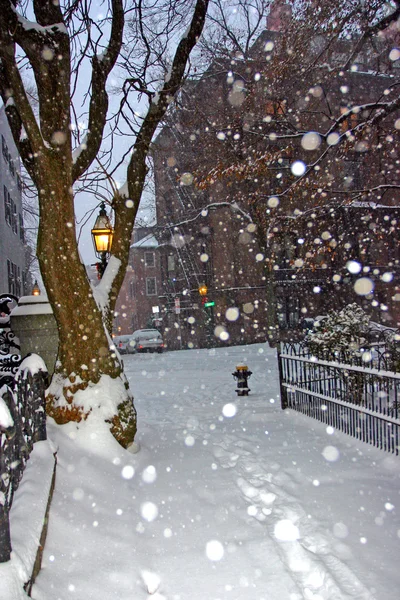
[133,329,162,338]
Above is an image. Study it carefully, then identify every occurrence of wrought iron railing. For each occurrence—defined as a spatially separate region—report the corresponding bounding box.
[278,338,400,455]
[0,293,22,387]
[0,360,48,562]
[0,292,49,563]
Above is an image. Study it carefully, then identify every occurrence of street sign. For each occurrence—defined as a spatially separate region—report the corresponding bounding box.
[174,297,181,314]
[204,301,215,308]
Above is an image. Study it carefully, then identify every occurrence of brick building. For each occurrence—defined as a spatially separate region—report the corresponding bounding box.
[113,228,163,336]
[115,1,400,348]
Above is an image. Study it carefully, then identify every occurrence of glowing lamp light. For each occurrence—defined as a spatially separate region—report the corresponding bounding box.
[198,284,208,297]
[93,230,113,254]
[91,202,113,278]
[91,202,113,257]
[32,280,41,296]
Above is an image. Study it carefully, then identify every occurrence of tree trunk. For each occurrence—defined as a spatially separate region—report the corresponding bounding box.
[37,157,136,447]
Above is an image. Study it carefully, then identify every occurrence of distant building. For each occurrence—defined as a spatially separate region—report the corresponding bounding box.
[113,228,163,336]
[113,1,400,347]
[0,106,28,297]
[151,3,400,347]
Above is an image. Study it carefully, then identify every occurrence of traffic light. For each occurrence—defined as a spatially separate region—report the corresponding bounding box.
[201,297,215,308]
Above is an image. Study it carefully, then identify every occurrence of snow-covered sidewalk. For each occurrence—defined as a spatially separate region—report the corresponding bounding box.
[5,343,400,600]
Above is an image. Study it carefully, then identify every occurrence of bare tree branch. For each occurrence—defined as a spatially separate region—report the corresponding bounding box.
[72,0,125,182]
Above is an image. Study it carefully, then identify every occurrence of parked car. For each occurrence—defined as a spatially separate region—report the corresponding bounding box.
[132,329,164,353]
[113,335,137,355]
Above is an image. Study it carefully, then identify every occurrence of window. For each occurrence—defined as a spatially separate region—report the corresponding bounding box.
[167,255,175,272]
[145,252,155,267]
[146,277,157,296]
[164,192,174,216]
[9,157,15,178]
[283,236,295,260]
[272,235,295,263]
[4,189,18,234]
[339,108,358,134]
[4,185,11,226]
[19,214,24,242]
[16,266,21,296]
[7,260,12,293]
[12,200,18,234]
[265,99,286,117]
[368,239,387,264]
[288,296,300,328]
[16,173,22,192]
[2,135,8,162]
[343,160,362,190]
[129,280,135,299]
[276,295,300,329]
[22,271,27,295]
[7,260,21,296]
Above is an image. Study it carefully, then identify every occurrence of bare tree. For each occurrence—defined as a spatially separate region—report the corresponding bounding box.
[151,0,400,342]
[0,0,209,447]
[192,1,400,199]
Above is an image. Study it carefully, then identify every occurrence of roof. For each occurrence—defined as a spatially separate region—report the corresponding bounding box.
[131,234,159,249]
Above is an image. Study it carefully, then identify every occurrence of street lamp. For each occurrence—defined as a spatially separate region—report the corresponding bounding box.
[198,283,208,297]
[198,282,214,347]
[91,202,113,278]
[32,280,41,296]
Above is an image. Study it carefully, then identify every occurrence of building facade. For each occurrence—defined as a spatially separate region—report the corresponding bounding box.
[150,4,400,348]
[113,1,400,348]
[113,228,163,336]
[0,106,27,297]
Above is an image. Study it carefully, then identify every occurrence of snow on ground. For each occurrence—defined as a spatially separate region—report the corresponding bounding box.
[3,343,400,600]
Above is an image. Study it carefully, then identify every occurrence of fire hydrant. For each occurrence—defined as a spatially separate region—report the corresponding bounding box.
[232,364,252,396]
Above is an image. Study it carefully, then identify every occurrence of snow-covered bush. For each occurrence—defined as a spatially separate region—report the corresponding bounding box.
[305,303,370,359]
[383,331,400,374]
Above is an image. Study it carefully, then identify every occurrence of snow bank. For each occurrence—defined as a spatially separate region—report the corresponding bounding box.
[3,440,56,598]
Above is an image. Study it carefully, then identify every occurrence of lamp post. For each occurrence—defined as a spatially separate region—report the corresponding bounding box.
[91,202,113,279]
[198,283,215,347]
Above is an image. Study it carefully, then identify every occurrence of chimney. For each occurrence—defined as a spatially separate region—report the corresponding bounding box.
[266,0,292,32]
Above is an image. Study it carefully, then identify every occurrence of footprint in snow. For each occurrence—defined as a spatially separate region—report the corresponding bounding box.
[212,445,239,467]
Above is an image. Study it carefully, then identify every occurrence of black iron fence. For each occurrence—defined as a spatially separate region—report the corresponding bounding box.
[0,293,49,563]
[0,294,21,387]
[278,339,400,455]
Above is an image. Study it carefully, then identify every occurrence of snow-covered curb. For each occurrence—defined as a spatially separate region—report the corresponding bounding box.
[0,439,57,597]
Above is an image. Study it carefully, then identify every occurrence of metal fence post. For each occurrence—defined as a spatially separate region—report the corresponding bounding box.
[0,504,12,563]
[0,389,15,564]
[277,345,288,410]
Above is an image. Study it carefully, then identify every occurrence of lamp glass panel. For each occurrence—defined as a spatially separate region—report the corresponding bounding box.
[93,229,113,253]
